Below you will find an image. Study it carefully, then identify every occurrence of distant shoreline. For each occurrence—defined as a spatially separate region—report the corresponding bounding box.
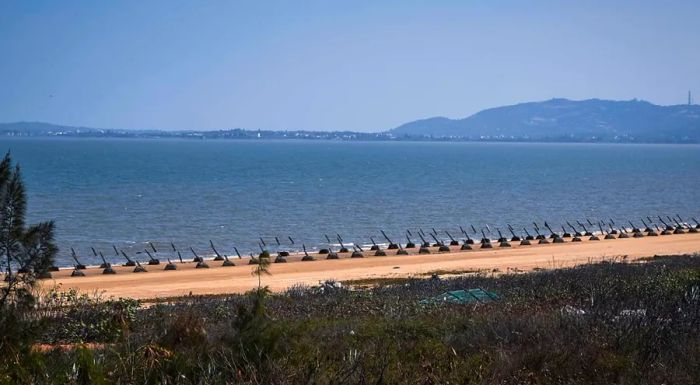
[4,98,700,143]
[1,133,698,145]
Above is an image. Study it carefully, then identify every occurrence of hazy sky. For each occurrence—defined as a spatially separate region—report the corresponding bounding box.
[1,1,699,132]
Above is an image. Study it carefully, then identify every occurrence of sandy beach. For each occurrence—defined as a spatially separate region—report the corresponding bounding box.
[39,232,700,299]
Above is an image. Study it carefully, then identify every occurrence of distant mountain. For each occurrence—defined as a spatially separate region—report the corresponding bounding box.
[389,99,700,142]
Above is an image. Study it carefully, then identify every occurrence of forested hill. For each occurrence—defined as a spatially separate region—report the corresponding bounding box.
[389,99,700,142]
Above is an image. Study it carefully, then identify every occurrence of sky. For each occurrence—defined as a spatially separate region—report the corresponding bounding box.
[1,1,699,132]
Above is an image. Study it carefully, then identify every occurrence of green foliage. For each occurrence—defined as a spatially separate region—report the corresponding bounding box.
[72,347,106,385]
[252,253,271,289]
[40,290,140,344]
[226,287,282,379]
[2,254,700,384]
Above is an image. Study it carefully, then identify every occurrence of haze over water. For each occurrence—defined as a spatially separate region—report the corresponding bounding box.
[4,138,699,266]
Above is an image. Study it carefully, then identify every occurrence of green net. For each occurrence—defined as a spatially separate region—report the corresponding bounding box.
[421,288,500,305]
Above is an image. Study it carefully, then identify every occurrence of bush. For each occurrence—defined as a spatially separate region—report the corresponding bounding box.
[39,290,140,344]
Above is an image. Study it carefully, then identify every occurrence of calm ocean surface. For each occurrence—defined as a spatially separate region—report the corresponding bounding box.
[2,138,699,266]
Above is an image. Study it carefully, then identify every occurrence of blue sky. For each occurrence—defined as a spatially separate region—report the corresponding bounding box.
[1,1,699,132]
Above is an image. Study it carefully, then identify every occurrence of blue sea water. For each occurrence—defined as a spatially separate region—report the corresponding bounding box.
[1,138,699,266]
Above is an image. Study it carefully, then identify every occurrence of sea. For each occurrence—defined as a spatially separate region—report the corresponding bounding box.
[2,137,698,267]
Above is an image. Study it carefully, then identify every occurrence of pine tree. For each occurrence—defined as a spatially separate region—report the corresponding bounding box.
[0,152,57,307]
[252,253,271,291]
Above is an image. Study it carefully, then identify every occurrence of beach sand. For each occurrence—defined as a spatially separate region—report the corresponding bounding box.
[39,232,700,300]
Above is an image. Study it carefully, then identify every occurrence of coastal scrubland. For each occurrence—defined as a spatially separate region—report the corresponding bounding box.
[2,254,699,384]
